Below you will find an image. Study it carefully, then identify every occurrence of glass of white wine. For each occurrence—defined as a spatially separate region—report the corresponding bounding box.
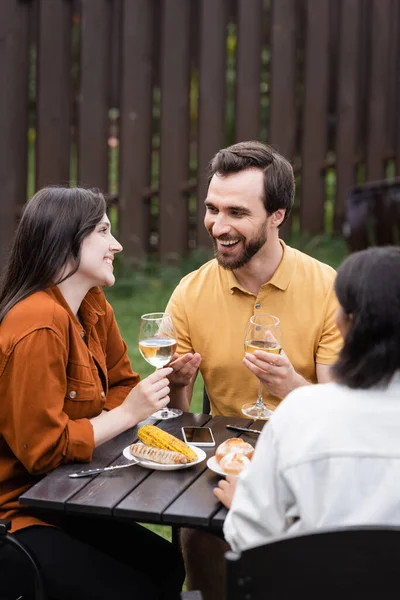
[138,312,183,420]
[242,314,282,420]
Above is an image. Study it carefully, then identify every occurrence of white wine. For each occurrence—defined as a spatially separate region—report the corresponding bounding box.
[245,340,282,355]
[139,338,177,368]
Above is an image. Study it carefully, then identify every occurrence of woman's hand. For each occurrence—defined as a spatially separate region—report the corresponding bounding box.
[213,474,238,509]
[120,367,173,425]
[167,352,201,388]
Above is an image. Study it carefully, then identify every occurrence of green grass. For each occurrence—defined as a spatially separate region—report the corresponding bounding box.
[105,234,348,543]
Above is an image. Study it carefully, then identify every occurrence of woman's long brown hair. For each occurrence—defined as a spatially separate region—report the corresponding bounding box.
[0,186,106,323]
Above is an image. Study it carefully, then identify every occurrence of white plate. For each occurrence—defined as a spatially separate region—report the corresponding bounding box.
[207,455,226,477]
[122,444,206,471]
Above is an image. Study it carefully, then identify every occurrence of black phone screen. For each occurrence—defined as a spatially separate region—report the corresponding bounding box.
[182,427,214,444]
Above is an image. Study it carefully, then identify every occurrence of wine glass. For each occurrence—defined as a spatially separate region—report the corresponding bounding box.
[242,314,282,420]
[138,312,183,420]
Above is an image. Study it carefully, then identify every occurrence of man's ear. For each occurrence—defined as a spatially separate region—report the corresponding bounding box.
[271,209,286,228]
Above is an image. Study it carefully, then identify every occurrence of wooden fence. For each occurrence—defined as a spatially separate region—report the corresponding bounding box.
[1,0,399,262]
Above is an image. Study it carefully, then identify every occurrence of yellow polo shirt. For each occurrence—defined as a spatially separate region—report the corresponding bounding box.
[166,241,342,417]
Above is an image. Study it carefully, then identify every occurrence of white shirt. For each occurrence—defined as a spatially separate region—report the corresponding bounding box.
[223,375,400,553]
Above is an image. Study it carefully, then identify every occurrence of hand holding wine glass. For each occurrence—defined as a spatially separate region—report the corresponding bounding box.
[242,314,282,419]
[138,312,183,420]
[120,366,173,425]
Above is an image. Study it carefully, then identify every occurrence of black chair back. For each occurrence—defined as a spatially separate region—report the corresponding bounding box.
[226,526,400,599]
[0,519,46,600]
[344,178,400,252]
[202,386,210,414]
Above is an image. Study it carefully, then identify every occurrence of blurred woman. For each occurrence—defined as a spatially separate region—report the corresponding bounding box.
[214,246,400,552]
[0,187,199,600]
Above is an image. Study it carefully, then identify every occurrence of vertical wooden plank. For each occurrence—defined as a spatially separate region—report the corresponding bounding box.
[366,0,391,181]
[269,0,297,160]
[396,5,400,175]
[158,0,191,258]
[268,0,297,239]
[36,0,72,188]
[334,0,361,232]
[109,0,122,110]
[152,0,162,88]
[259,0,272,144]
[300,0,330,233]
[118,0,154,260]
[294,0,307,158]
[235,0,263,141]
[327,0,340,148]
[189,0,201,72]
[15,1,31,215]
[0,0,30,262]
[386,0,399,162]
[196,0,227,248]
[356,0,371,165]
[78,0,111,191]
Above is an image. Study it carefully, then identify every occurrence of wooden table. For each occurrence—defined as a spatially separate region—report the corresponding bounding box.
[19,413,265,532]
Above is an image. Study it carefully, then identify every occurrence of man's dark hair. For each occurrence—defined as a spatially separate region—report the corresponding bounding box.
[208,140,295,227]
[332,246,400,389]
[0,186,106,322]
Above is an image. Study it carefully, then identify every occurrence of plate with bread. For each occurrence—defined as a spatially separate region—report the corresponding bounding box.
[207,438,255,477]
[122,424,207,471]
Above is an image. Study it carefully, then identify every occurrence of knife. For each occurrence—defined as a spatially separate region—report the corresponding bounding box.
[226,424,262,435]
[69,460,139,478]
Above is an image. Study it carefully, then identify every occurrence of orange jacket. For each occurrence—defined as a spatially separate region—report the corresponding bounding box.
[0,286,139,532]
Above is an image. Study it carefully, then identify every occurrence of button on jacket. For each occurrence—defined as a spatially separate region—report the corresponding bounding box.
[0,286,140,532]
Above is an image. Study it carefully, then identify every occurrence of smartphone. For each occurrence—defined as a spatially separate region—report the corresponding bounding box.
[181,426,215,447]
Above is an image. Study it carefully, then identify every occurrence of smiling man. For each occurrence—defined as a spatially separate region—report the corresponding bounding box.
[166,141,341,418]
[165,141,342,600]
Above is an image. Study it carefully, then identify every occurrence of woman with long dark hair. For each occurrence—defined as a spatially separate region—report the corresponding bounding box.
[0,187,199,599]
[214,246,400,551]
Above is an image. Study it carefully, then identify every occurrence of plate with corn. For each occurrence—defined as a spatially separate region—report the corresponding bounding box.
[122,424,207,471]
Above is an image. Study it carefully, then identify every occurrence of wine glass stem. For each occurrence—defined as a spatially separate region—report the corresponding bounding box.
[255,380,265,409]
[155,367,170,417]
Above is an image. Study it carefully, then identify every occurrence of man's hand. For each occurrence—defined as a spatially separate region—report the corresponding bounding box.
[243,349,309,399]
[167,352,201,388]
[213,474,238,509]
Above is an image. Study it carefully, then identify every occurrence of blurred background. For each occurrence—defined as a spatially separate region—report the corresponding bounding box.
[1,0,400,542]
[2,0,400,406]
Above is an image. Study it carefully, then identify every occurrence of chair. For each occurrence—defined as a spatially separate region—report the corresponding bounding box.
[202,386,210,414]
[0,519,46,600]
[181,525,400,599]
[344,178,400,252]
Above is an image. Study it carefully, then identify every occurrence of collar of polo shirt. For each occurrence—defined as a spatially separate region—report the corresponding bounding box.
[226,240,296,294]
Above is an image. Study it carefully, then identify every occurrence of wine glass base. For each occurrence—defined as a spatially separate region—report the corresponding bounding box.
[151,408,183,420]
[241,402,273,420]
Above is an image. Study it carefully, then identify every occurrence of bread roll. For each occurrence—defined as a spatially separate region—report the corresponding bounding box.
[216,438,254,464]
[220,452,251,475]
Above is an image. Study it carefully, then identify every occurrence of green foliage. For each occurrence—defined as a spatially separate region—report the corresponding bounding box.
[286,232,348,269]
[105,249,212,414]
[110,247,214,298]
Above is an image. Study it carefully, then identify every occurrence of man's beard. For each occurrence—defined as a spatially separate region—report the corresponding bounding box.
[210,224,268,270]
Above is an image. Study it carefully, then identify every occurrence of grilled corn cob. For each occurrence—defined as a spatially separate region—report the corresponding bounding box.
[138,425,198,462]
